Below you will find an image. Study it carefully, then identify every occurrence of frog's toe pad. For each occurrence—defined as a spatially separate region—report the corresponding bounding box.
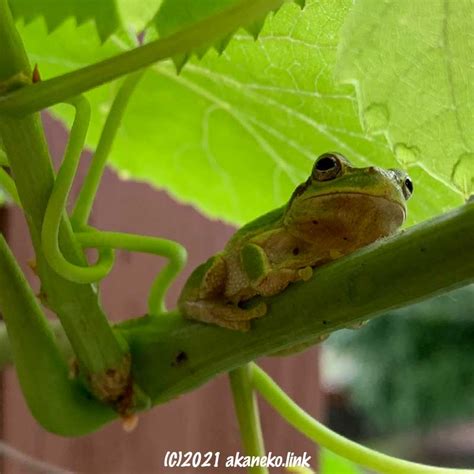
[242,301,267,319]
[298,266,313,281]
[226,301,267,321]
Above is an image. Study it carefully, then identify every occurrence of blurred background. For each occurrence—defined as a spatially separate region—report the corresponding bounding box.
[323,284,474,469]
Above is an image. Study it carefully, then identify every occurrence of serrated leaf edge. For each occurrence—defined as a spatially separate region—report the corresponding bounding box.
[160,0,306,74]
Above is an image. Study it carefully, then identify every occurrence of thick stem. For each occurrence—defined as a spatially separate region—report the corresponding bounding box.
[0,0,130,401]
[0,235,114,436]
[229,366,267,474]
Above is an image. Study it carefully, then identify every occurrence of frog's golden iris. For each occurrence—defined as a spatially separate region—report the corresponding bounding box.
[179,152,413,332]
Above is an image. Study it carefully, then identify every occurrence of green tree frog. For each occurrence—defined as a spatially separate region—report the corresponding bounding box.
[178,153,413,331]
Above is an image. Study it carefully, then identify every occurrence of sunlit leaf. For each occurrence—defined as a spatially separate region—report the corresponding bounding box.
[17,0,463,227]
[154,0,306,70]
[8,0,124,41]
[336,0,473,199]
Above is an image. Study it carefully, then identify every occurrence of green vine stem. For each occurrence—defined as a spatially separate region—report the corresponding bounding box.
[0,147,7,165]
[229,366,268,474]
[0,166,20,205]
[0,0,299,116]
[71,71,144,228]
[250,363,473,474]
[0,0,130,402]
[1,101,187,315]
[41,95,114,283]
[0,318,73,371]
[0,319,12,369]
[0,234,115,435]
[76,230,187,315]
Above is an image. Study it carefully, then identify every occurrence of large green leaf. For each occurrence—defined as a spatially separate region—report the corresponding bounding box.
[8,0,165,40]
[336,0,474,199]
[154,0,305,70]
[8,0,122,41]
[17,0,463,226]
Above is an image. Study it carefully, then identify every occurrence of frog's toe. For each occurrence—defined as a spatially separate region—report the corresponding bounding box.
[221,320,251,331]
[225,301,267,321]
[246,301,267,319]
[298,266,313,281]
[181,299,267,331]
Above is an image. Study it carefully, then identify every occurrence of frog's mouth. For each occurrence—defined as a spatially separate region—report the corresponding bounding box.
[287,192,407,244]
[285,191,406,236]
[302,191,406,219]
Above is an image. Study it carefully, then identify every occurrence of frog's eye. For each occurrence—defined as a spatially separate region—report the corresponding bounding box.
[402,177,413,200]
[312,154,343,181]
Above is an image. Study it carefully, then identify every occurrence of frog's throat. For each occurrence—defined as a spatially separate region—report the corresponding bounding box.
[302,191,406,219]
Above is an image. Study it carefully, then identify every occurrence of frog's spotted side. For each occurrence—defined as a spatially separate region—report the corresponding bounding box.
[178,153,413,331]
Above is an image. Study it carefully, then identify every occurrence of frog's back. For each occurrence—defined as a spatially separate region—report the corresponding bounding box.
[226,205,286,249]
[178,254,220,305]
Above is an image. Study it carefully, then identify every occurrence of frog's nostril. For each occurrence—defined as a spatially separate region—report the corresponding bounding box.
[367,166,377,173]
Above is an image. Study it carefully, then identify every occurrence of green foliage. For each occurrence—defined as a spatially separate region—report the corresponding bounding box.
[8,0,122,41]
[154,0,300,70]
[329,285,474,432]
[155,0,238,67]
[336,0,474,199]
[14,0,466,227]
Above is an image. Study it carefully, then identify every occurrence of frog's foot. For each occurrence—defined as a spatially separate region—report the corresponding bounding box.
[182,299,267,331]
[198,254,227,299]
[256,266,312,297]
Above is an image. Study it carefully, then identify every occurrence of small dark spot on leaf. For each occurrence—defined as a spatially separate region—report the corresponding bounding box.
[322,320,329,325]
[292,247,300,255]
[312,220,319,225]
[172,351,188,367]
[343,237,348,241]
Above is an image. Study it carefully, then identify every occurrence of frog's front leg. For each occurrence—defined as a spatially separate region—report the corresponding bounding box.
[180,254,267,331]
[240,243,313,297]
